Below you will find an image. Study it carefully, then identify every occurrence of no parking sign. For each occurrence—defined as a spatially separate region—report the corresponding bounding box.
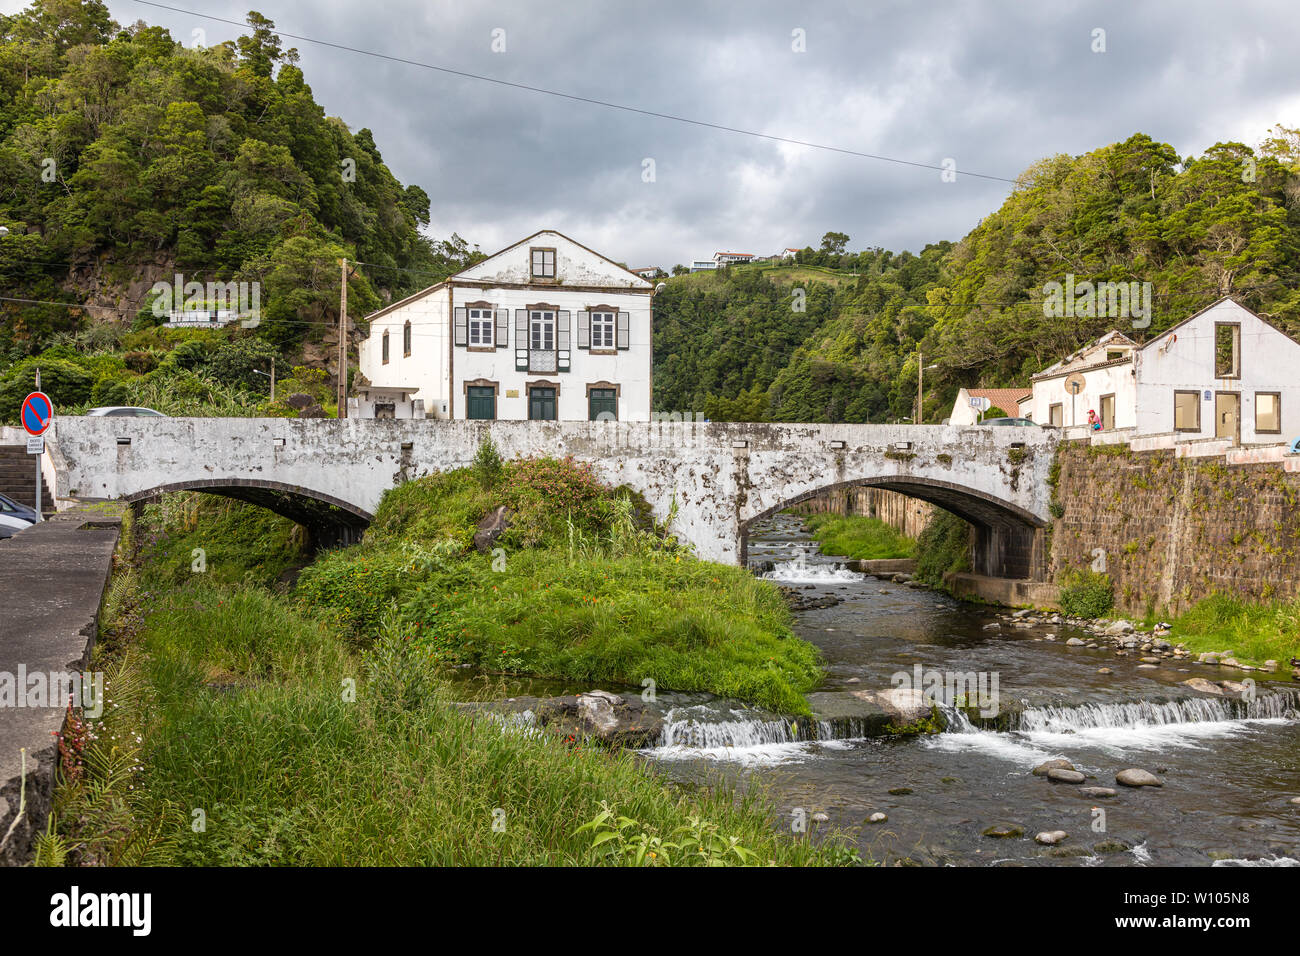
[22,391,53,436]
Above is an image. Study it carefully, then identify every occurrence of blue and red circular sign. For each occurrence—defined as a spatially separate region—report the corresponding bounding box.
[21,391,53,436]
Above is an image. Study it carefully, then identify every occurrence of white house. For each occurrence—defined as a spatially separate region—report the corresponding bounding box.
[1028,330,1139,430]
[714,251,755,266]
[948,387,1032,426]
[689,260,717,273]
[1027,298,1300,443]
[356,230,654,421]
[780,248,800,260]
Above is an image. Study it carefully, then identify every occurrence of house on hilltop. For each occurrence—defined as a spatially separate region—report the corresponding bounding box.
[948,387,1032,425]
[355,230,654,421]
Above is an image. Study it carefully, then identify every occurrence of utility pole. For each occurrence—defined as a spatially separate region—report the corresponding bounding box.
[338,258,348,418]
[270,355,276,402]
[916,350,923,425]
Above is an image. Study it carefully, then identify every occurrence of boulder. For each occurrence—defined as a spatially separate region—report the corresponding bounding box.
[1065,637,1086,647]
[1032,758,1075,777]
[868,812,888,824]
[982,824,1024,839]
[852,687,933,724]
[285,392,314,410]
[1182,677,1226,696]
[473,505,512,553]
[1079,787,1117,798]
[1103,620,1135,636]
[297,402,327,418]
[1116,768,1163,788]
[1047,768,1087,784]
[1035,830,1068,846]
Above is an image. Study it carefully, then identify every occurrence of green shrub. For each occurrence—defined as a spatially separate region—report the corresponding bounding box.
[472,434,504,488]
[1059,569,1115,618]
[913,510,972,586]
[804,514,915,560]
[0,356,93,422]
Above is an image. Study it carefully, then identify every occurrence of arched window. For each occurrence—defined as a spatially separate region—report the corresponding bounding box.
[403,320,412,357]
[382,329,390,364]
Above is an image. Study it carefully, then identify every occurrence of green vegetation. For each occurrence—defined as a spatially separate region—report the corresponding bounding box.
[913,510,972,587]
[0,2,482,417]
[1058,569,1116,619]
[654,130,1300,424]
[37,457,844,866]
[299,456,822,713]
[1171,594,1300,667]
[804,513,915,560]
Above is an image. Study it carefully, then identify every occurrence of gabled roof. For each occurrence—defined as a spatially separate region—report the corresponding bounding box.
[453,229,652,288]
[1138,295,1300,352]
[1033,329,1137,380]
[963,387,1032,412]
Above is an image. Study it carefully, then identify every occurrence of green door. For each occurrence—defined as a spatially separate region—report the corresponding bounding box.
[528,387,556,421]
[588,388,617,421]
[466,386,495,420]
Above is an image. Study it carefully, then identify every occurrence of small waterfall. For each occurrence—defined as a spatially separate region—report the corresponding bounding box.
[763,559,862,584]
[657,710,809,748]
[1012,690,1300,734]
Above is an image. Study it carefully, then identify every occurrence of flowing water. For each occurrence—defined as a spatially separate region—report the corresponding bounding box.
[641,513,1300,867]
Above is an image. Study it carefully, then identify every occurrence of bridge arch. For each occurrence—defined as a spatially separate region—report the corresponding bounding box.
[740,474,1046,579]
[123,479,373,549]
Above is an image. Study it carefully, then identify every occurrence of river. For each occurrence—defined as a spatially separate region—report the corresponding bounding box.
[641,513,1300,866]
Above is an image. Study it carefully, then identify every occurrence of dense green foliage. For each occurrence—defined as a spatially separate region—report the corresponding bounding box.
[912,510,972,587]
[298,456,823,713]
[804,513,915,560]
[0,1,480,367]
[1058,569,1116,619]
[654,130,1300,423]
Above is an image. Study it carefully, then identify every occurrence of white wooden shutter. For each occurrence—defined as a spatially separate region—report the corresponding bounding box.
[557,310,571,372]
[616,311,630,350]
[453,307,467,347]
[515,309,529,370]
[577,310,590,349]
[495,308,508,348]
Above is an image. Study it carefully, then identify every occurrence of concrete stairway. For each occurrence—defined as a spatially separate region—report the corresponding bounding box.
[0,444,53,511]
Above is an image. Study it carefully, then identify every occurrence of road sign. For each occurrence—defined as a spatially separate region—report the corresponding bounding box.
[26,436,44,455]
[21,391,53,436]
[969,396,990,411]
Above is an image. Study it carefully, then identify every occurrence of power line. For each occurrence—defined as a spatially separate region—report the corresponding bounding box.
[128,0,1019,185]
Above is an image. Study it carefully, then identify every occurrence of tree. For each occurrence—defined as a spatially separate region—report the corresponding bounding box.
[820,231,850,256]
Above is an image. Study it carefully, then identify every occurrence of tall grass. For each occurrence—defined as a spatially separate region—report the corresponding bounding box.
[1172,594,1300,666]
[804,514,916,560]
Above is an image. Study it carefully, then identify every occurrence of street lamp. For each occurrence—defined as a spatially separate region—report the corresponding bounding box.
[253,358,276,401]
[0,226,9,237]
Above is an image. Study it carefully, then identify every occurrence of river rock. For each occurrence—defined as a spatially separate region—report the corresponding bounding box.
[868,812,888,823]
[1035,830,1068,846]
[1032,758,1075,776]
[1263,660,1279,672]
[1097,668,1113,675]
[1104,620,1135,636]
[1289,797,1300,806]
[1047,768,1086,784]
[1182,677,1226,696]
[1079,787,1117,798]
[982,824,1024,838]
[1116,768,1163,788]
[473,505,513,552]
[1065,637,1086,647]
[1198,652,1221,664]
[852,687,932,724]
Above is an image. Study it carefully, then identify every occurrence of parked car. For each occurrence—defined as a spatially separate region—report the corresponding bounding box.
[85,406,167,417]
[980,417,1041,427]
[0,492,36,539]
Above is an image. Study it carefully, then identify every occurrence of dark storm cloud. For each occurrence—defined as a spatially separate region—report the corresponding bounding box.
[82,0,1300,266]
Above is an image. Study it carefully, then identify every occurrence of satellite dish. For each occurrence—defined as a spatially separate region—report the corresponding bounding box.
[1065,372,1086,395]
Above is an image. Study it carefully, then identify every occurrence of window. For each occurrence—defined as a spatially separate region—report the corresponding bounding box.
[1106,350,1124,361]
[1049,403,1063,427]
[1099,393,1115,431]
[403,321,411,357]
[589,387,617,421]
[528,386,557,421]
[466,386,496,421]
[1256,392,1281,434]
[1174,390,1200,431]
[529,309,556,372]
[530,247,556,279]
[382,329,390,364]
[1215,323,1240,378]
[590,311,616,350]
[468,307,494,347]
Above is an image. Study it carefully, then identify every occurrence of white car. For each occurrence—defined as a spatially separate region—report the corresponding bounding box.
[85,407,167,417]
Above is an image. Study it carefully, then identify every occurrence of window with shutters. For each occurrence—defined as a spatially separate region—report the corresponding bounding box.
[530,247,556,279]
[382,329,390,364]
[468,307,494,347]
[403,321,411,357]
[590,311,616,351]
[529,308,557,372]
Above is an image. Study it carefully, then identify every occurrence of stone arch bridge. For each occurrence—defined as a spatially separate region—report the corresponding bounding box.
[49,418,1058,578]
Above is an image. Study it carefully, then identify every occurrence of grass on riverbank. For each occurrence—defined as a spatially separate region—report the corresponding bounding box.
[803,513,915,561]
[1168,594,1300,667]
[297,455,823,713]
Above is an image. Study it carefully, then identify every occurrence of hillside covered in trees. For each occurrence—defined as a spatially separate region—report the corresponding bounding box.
[653,131,1300,423]
[0,0,479,418]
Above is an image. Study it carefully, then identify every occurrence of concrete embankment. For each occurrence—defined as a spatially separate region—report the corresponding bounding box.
[0,504,122,866]
[944,572,1061,609]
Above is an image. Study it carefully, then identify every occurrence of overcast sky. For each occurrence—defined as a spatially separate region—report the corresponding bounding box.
[8,0,1299,267]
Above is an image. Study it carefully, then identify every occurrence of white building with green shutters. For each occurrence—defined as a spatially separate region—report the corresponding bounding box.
[356,230,655,421]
